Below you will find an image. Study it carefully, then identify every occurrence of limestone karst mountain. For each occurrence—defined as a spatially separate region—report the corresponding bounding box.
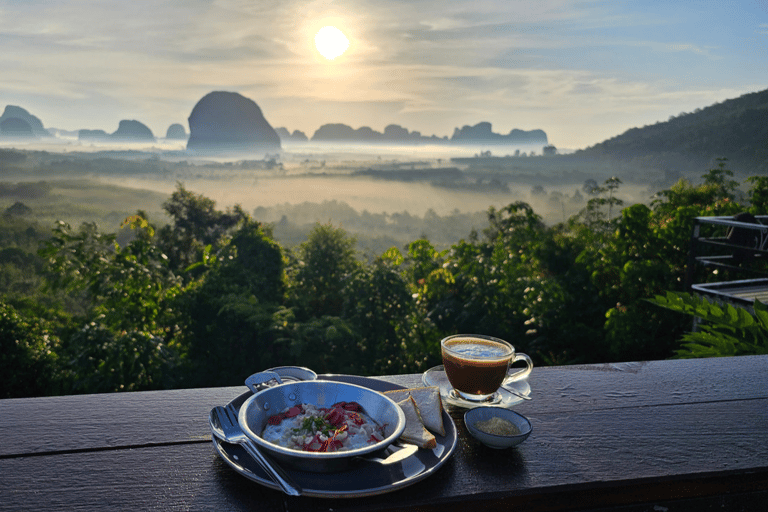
[305,121,544,144]
[0,106,52,138]
[78,129,110,141]
[186,91,281,154]
[275,127,308,143]
[450,122,548,144]
[165,123,187,140]
[77,120,155,142]
[110,120,155,142]
[0,118,35,138]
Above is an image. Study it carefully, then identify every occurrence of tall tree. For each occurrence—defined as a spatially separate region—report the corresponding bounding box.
[288,223,358,319]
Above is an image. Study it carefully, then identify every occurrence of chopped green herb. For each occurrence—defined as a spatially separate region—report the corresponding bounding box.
[292,415,334,436]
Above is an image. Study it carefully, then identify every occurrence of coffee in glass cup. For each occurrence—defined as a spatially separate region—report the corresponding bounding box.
[441,334,533,402]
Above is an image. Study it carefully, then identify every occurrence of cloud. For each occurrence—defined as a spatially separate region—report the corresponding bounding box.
[0,0,764,148]
[636,40,719,59]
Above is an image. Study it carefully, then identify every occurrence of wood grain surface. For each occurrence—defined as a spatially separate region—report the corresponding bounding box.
[1,355,766,511]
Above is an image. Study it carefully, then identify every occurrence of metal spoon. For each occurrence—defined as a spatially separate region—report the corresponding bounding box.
[358,442,419,465]
[501,385,532,400]
[209,405,302,496]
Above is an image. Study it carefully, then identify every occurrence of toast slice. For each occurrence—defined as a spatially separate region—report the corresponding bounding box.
[385,386,446,436]
[396,396,437,449]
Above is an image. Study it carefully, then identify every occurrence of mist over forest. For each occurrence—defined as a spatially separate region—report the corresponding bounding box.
[2,86,767,399]
[2,87,765,254]
[0,139,665,256]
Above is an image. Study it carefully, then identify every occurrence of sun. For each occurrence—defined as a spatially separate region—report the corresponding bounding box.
[314,26,349,60]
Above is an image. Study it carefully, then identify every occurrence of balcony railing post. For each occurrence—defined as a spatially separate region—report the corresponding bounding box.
[684,218,701,292]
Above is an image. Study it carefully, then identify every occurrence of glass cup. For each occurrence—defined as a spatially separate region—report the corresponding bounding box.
[440,334,533,402]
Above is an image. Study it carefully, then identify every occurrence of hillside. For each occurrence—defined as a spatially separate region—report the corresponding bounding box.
[576,88,768,176]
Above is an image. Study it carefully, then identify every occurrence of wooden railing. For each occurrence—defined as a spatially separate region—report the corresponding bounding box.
[1,355,767,511]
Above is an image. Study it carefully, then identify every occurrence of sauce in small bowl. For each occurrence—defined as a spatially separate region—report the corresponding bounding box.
[464,406,532,449]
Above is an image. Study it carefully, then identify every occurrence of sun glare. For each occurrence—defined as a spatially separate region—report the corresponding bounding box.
[314,26,349,60]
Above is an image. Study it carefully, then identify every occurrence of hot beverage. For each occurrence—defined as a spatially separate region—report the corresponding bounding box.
[442,339,511,396]
[441,335,533,402]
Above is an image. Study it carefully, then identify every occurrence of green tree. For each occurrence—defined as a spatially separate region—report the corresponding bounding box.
[574,176,625,229]
[746,176,768,214]
[575,162,744,362]
[341,255,419,375]
[39,217,182,338]
[61,322,179,394]
[274,310,362,375]
[157,184,248,274]
[0,302,60,398]
[288,223,358,319]
[701,158,739,201]
[178,220,287,387]
[38,216,186,393]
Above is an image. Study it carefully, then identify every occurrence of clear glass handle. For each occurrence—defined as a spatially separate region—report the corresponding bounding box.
[504,352,533,383]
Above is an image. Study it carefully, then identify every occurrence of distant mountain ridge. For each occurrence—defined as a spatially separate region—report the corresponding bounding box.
[0,95,548,150]
[4,87,765,173]
[298,121,548,145]
[79,120,156,142]
[577,88,768,175]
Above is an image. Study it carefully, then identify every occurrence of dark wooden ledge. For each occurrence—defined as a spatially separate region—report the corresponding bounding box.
[1,355,766,511]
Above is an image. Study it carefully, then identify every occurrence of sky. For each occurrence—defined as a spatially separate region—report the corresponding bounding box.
[1,0,766,150]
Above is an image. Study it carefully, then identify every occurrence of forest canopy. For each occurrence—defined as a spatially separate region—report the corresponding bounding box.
[2,161,768,398]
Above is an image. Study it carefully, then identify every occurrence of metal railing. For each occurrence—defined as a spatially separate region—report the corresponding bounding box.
[685,215,768,307]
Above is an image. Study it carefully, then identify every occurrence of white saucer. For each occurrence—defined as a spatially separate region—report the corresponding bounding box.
[422,365,531,409]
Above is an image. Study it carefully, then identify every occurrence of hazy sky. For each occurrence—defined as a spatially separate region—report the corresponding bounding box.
[1,0,766,149]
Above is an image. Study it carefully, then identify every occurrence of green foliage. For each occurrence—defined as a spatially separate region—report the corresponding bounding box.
[0,302,60,398]
[157,184,248,274]
[573,165,749,363]
[0,215,55,308]
[649,292,768,357]
[39,217,182,335]
[580,89,768,173]
[5,162,768,397]
[745,176,768,214]
[288,223,358,318]
[341,256,421,375]
[275,311,363,375]
[701,158,739,201]
[61,322,180,393]
[177,219,287,387]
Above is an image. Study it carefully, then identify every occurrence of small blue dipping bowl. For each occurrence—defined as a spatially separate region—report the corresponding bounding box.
[464,406,532,449]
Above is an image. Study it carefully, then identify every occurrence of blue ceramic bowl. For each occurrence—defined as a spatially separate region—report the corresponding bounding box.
[464,407,532,449]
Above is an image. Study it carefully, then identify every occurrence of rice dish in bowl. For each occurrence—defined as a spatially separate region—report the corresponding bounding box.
[238,380,406,472]
[263,401,387,452]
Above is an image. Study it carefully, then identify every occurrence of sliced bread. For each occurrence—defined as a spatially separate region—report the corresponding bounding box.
[385,386,446,436]
[396,396,437,449]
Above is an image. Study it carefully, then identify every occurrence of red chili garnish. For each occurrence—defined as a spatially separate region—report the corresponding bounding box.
[368,433,382,444]
[304,433,324,452]
[324,424,348,452]
[284,406,302,418]
[267,413,286,425]
[325,406,346,427]
[331,401,362,412]
[303,424,349,452]
[347,412,365,426]
[343,401,362,411]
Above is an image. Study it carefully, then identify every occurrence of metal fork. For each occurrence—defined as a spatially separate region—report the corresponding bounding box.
[209,405,302,496]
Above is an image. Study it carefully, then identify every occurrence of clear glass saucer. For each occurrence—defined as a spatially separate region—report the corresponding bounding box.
[422,365,531,409]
